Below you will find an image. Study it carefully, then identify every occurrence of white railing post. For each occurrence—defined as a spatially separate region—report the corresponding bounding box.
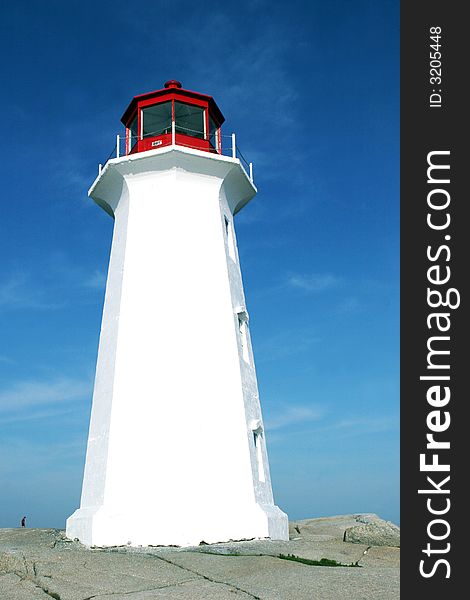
[231,133,236,158]
[116,134,120,158]
[249,162,253,182]
[172,120,176,145]
[98,163,102,175]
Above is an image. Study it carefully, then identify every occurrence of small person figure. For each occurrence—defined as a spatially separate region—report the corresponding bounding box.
[21,516,26,528]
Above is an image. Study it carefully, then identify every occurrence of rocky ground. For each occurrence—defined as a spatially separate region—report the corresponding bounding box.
[0,514,399,600]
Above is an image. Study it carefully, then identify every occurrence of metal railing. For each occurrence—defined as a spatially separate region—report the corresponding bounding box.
[98,124,254,183]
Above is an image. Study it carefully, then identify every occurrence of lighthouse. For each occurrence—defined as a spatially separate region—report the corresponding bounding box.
[66,81,288,547]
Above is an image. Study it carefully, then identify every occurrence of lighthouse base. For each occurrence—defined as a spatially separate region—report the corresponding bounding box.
[66,502,288,547]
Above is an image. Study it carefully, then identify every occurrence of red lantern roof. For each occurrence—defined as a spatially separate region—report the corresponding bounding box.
[120,81,225,156]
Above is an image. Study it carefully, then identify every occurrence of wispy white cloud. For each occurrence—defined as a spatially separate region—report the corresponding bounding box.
[0,257,108,312]
[0,437,86,478]
[266,412,398,446]
[255,329,320,362]
[332,416,398,434]
[83,269,106,290]
[0,406,81,426]
[251,272,342,302]
[0,377,91,414]
[286,273,341,293]
[265,405,324,431]
[0,273,61,311]
[336,296,360,314]
[298,413,398,439]
[0,355,15,365]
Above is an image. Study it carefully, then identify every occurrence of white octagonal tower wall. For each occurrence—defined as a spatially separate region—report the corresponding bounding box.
[66,146,288,547]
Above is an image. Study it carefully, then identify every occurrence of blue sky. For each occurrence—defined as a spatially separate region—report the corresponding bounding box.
[0,0,399,528]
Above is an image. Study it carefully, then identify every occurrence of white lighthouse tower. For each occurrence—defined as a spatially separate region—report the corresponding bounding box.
[66,80,288,547]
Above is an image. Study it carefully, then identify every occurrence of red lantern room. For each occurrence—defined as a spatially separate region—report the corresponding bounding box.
[121,80,225,155]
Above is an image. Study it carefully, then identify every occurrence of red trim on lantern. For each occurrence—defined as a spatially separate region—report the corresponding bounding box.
[121,82,225,157]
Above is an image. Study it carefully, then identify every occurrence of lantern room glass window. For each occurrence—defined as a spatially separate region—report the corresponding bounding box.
[142,102,172,139]
[209,116,218,149]
[174,102,205,139]
[129,115,138,150]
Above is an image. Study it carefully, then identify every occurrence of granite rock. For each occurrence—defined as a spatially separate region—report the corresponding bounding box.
[0,516,400,600]
[343,518,400,547]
